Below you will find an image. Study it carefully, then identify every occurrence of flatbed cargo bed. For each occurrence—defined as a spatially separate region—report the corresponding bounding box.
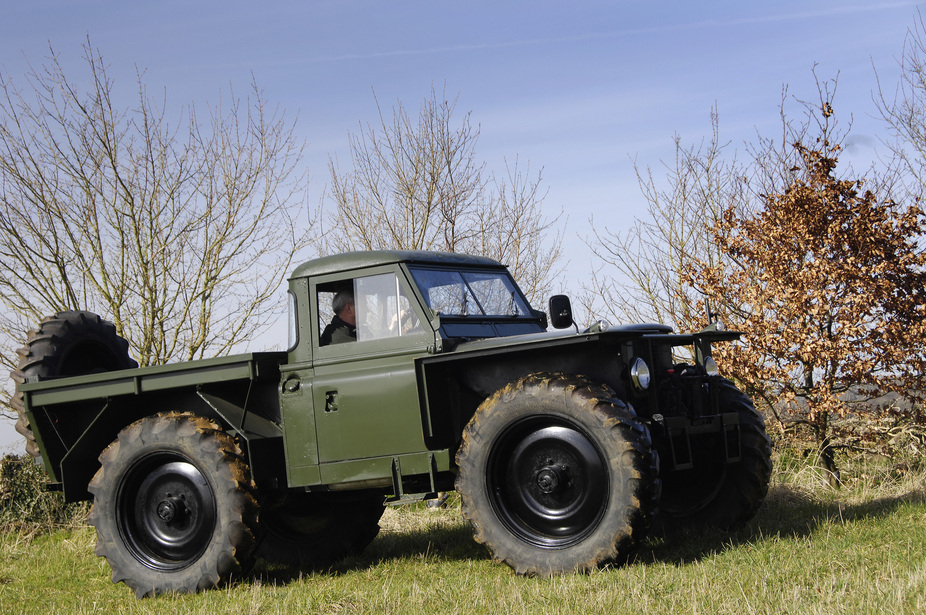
[20,351,287,406]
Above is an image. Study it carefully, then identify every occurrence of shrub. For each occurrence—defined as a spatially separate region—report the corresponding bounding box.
[0,454,88,533]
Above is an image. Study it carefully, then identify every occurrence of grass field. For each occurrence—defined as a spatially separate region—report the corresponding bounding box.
[1,452,924,614]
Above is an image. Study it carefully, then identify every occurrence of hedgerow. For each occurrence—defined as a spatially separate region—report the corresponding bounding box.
[0,454,88,533]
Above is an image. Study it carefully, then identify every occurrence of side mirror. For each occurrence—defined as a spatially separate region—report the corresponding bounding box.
[548,295,574,330]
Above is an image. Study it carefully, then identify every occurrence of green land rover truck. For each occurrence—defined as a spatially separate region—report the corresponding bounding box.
[12,250,771,597]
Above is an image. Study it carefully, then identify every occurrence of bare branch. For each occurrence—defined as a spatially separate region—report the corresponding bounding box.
[324,86,562,304]
[0,40,315,419]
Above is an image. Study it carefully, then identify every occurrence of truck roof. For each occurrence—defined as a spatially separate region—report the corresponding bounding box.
[290,250,504,279]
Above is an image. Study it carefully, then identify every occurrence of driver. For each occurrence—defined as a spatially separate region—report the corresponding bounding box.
[320,288,356,346]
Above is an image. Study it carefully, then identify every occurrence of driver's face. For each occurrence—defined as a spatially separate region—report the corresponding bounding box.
[341,301,356,326]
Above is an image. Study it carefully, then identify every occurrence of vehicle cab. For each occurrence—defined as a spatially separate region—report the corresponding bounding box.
[279,250,544,491]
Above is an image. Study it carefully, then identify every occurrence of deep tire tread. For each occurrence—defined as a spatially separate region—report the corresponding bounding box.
[87,412,258,598]
[456,371,658,576]
[10,311,136,458]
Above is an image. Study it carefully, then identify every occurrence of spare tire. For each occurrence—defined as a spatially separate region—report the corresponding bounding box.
[10,311,137,457]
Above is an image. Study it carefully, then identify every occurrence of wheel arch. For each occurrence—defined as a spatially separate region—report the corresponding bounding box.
[48,386,284,502]
[417,340,631,454]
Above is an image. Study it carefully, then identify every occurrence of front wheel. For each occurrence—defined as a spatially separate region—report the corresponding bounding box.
[655,379,772,532]
[455,373,658,576]
[87,413,259,598]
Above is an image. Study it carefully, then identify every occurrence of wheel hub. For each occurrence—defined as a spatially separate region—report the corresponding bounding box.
[118,457,217,571]
[535,466,563,493]
[156,495,186,523]
[489,421,609,548]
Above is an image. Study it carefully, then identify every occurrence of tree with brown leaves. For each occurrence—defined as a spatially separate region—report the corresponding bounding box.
[691,139,926,480]
[588,69,926,476]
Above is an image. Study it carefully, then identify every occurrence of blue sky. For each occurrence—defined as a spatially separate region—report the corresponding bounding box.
[0,1,920,450]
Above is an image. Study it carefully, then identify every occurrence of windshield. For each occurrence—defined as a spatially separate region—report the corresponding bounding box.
[408,267,532,317]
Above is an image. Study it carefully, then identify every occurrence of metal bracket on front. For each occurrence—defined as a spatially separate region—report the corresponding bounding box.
[663,416,694,471]
[386,453,441,504]
[391,455,405,499]
[722,413,742,463]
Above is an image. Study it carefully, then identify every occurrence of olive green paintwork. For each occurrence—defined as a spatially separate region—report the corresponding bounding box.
[17,249,739,503]
[289,250,502,279]
[281,253,490,492]
[18,353,287,501]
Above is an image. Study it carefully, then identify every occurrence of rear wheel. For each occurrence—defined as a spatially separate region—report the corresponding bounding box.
[87,413,258,598]
[11,311,136,457]
[456,372,658,575]
[256,492,385,567]
[655,379,772,532]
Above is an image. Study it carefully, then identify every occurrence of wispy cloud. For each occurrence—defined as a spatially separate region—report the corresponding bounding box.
[293,1,920,66]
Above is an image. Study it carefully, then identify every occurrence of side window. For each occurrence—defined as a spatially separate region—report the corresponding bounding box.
[316,273,422,348]
[317,288,336,338]
[355,273,421,341]
[317,282,355,346]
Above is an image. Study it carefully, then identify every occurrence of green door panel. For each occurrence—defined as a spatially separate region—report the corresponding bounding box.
[313,349,427,463]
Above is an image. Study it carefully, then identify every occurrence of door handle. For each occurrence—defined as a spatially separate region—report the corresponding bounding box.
[325,391,339,412]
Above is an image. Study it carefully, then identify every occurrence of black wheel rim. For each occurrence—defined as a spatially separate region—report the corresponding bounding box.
[487,417,609,549]
[116,453,217,571]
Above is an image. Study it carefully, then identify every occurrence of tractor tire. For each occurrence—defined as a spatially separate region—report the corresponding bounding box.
[11,311,136,457]
[655,379,772,532]
[455,372,658,576]
[87,412,259,598]
[256,491,385,567]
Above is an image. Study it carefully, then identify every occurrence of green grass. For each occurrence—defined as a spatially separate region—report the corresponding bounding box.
[1,452,925,614]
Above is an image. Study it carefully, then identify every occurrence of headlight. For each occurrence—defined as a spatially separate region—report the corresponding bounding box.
[630,357,651,391]
[703,356,720,377]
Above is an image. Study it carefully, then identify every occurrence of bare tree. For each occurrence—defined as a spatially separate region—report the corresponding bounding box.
[582,76,852,329]
[324,87,563,303]
[0,41,314,418]
[583,108,748,329]
[877,10,926,214]
[472,159,564,301]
